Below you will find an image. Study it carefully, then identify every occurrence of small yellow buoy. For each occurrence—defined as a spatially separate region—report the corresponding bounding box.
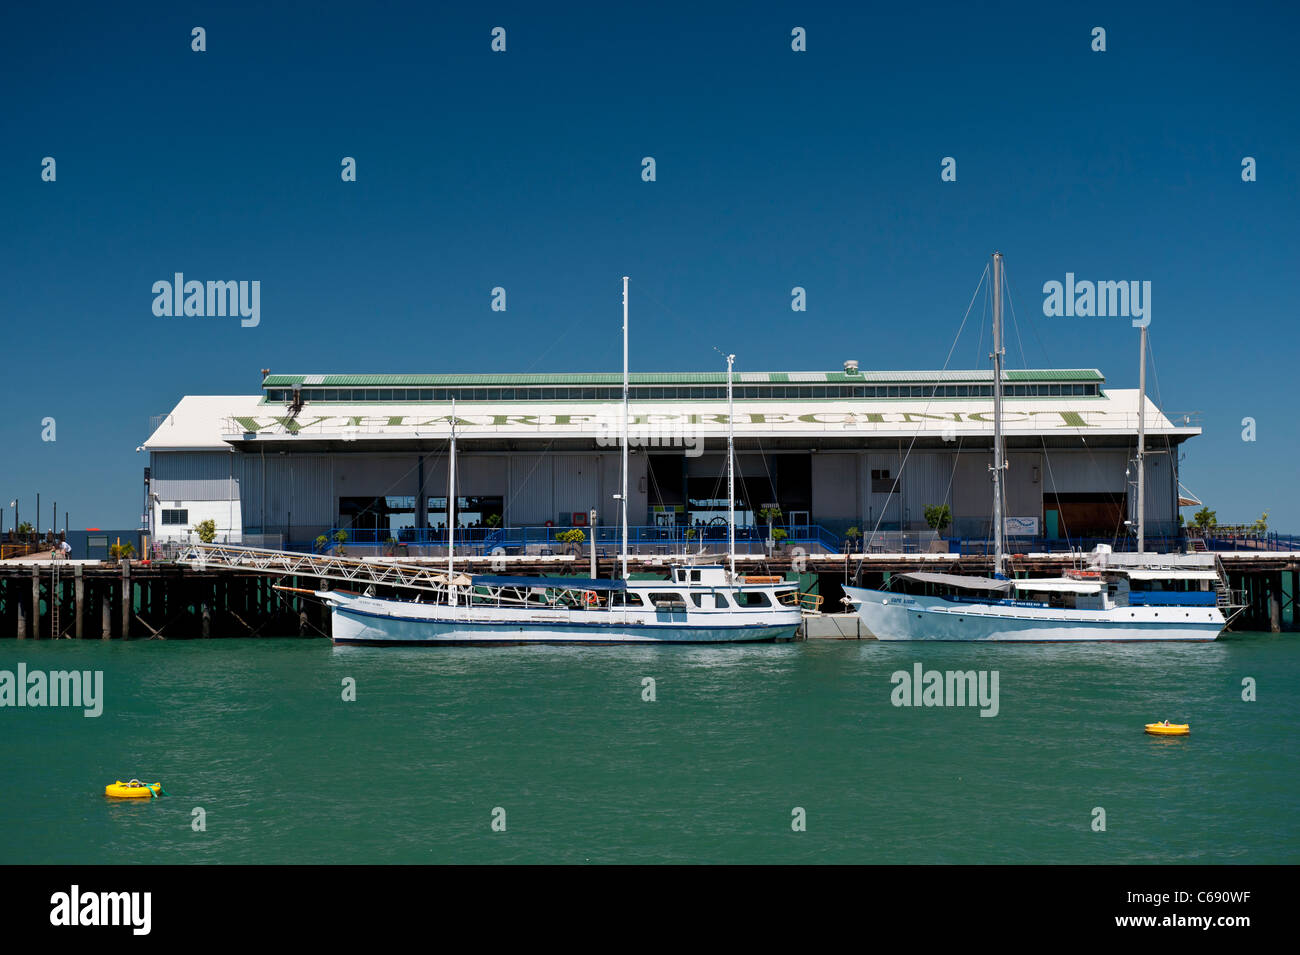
[105,779,162,798]
[1144,722,1190,736]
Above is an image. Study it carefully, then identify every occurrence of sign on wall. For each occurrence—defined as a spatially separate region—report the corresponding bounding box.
[1005,517,1040,536]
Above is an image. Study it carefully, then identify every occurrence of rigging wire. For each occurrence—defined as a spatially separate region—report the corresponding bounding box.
[854,263,990,578]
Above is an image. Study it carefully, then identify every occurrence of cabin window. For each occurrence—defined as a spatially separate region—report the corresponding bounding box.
[713,592,732,608]
[649,592,687,609]
[734,591,771,607]
[611,592,644,607]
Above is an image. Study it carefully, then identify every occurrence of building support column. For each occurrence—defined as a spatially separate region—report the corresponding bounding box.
[416,454,426,531]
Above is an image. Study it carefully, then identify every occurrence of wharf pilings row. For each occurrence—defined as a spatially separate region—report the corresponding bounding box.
[0,553,1297,639]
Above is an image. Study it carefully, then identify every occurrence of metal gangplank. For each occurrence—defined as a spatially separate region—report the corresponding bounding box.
[178,543,464,596]
[1213,553,1248,626]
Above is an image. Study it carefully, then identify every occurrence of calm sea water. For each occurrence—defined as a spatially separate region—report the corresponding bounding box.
[1,634,1295,864]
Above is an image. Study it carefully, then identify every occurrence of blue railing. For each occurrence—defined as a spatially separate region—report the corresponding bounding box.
[298,525,1300,557]
[1195,532,1300,552]
[313,522,843,555]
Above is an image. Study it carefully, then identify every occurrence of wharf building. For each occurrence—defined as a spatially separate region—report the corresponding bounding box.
[140,365,1198,556]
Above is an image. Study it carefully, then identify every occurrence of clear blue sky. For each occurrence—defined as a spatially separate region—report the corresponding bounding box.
[2,1,1296,532]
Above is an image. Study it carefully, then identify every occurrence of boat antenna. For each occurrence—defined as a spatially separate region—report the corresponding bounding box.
[621,276,630,580]
[990,251,1007,578]
[449,396,457,605]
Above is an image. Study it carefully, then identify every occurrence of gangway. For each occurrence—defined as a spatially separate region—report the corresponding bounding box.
[178,543,467,596]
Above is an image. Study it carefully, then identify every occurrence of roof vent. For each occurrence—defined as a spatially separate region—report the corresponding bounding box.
[844,359,860,374]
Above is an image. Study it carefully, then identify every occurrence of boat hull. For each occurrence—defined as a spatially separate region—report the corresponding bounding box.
[327,594,800,645]
[842,586,1223,642]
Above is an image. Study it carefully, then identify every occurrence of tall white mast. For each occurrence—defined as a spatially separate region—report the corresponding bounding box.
[448,398,457,605]
[990,251,1006,578]
[726,352,736,580]
[1137,323,1147,554]
[621,276,630,580]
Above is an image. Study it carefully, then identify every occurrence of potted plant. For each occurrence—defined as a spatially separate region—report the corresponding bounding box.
[485,513,502,528]
[923,505,952,553]
[192,519,217,544]
[109,541,136,563]
[556,527,586,555]
[384,536,399,556]
[1192,507,1217,538]
[759,506,783,549]
[333,529,349,555]
[843,526,861,553]
[924,504,952,533]
[315,534,329,553]
[771,527,789,551]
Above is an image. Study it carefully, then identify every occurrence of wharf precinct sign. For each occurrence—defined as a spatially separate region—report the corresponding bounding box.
[224,407,1151,437]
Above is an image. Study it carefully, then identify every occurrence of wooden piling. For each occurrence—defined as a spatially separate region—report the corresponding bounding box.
[1270,573,1282,633]
[102,587,112,639]
[120,560,131,639]
[30,565,40,639]
[74,564,84,638]
[17,594,28,639]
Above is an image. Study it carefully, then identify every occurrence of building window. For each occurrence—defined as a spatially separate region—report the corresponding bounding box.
[871,469,895,494]
[161,509,189,525]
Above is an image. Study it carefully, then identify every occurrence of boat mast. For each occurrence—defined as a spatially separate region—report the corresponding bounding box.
[448,398,457,606]
[621,276,630,580]
[1137,322,1147,554]
[990,251,1006,578]
[726,352,736,580]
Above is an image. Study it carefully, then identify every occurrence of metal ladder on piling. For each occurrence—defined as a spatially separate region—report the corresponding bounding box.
[50,559,61,638]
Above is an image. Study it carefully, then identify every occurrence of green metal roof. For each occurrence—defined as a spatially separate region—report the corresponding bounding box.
[262,369,1105,388]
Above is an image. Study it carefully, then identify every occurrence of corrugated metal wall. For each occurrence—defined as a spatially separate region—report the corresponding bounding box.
[1041,450,1126,494]
[1129,452,1176,533]
[812,453,857,522]
[553,455,601,522]
[899,453,956,526]
[506,454,552,525]
[951,450,1041,533]
[151,452,237,501]
[153,444,1160,537]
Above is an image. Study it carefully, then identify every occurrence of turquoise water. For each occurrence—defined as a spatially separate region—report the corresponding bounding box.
[1,635,1295,864]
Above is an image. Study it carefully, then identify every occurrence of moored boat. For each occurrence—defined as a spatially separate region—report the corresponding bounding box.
[844,252,1233,643]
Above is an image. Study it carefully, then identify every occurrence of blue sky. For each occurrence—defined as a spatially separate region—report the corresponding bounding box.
[2,1,1296,532]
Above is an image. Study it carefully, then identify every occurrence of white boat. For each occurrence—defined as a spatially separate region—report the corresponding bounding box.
[322,277,803,645]
[843,252,1232,642]
[328,566,801,645]
[843,563,1226,642]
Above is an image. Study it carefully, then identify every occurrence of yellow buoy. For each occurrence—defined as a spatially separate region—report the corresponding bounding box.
[105,779,162,798]
[1144,722,1190,736]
